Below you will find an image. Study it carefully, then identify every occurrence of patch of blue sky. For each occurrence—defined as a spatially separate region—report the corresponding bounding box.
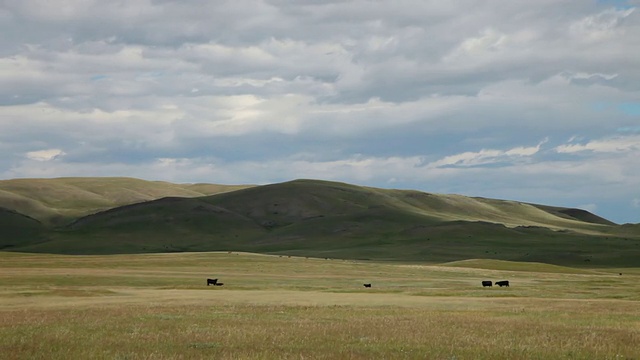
[618,102,640,116]
[597,0,635,9]
[136,71,165,80]
[590,102,640,116]
[90,75,109,81]
[617,126,640,133]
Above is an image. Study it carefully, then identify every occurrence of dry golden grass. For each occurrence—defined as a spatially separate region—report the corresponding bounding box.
[2,302,639,359]
[1,252,639,359]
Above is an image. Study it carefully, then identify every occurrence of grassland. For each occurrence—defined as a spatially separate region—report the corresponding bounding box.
[1,251,639,359]
[0,177,252,226]
[3,178,638,267]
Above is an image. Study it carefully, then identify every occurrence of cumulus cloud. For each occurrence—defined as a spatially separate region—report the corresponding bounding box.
[1,0,639,223]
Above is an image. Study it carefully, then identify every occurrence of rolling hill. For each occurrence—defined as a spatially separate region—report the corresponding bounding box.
[1,178,638,266]
[0,177,252,226]
[0,207,46,250]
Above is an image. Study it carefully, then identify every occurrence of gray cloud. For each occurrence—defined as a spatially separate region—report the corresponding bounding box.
[1,0,639,223]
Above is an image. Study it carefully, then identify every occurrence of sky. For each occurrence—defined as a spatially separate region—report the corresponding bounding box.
[1,0,639,224]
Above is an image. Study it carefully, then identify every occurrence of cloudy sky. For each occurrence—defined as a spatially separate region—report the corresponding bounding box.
[1,0,639,224]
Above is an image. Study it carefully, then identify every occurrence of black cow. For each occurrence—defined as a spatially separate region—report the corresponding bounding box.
[207,278,218,286]
[214,282,224,286]
[363,283,372,288]
[495,280,510,287]
[482,280,492,287]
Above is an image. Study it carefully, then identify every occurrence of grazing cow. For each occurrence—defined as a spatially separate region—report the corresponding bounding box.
[207,278,218,286]
[363,283,372,288]
[214,282,224,286]
[482,280,492,287]
[495,280,510,287]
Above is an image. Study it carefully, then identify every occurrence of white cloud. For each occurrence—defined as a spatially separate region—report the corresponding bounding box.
[454,28,508,55]
[428,149,504,168]
[570,72,619,80]
[25,149,65,161]
[427,140,547,168]
[555,135,640,153]
[570,8,635,42]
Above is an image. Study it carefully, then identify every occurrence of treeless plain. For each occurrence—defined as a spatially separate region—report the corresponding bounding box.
[1,252,639,359]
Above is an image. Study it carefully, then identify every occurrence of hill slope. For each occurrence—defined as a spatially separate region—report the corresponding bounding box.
[6,179,636,267]
[0,178,640,266]
[0,207,46,250]
[0,177,252,226]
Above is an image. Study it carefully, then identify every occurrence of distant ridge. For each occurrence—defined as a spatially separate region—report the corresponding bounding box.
[440,259,598,274]
[0,177,253,226]
[1,177,638,266]
[531,205,616,226]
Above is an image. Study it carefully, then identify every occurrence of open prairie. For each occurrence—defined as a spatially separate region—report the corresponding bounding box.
[1,252,639,359]
[4,179,639,268]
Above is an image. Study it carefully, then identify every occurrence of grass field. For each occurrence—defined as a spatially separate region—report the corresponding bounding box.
[1,252,639,359]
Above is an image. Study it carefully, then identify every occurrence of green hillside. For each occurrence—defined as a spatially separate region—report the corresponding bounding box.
[1,179,635,266]
[0,177,252,226]
[0,207,46,250]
